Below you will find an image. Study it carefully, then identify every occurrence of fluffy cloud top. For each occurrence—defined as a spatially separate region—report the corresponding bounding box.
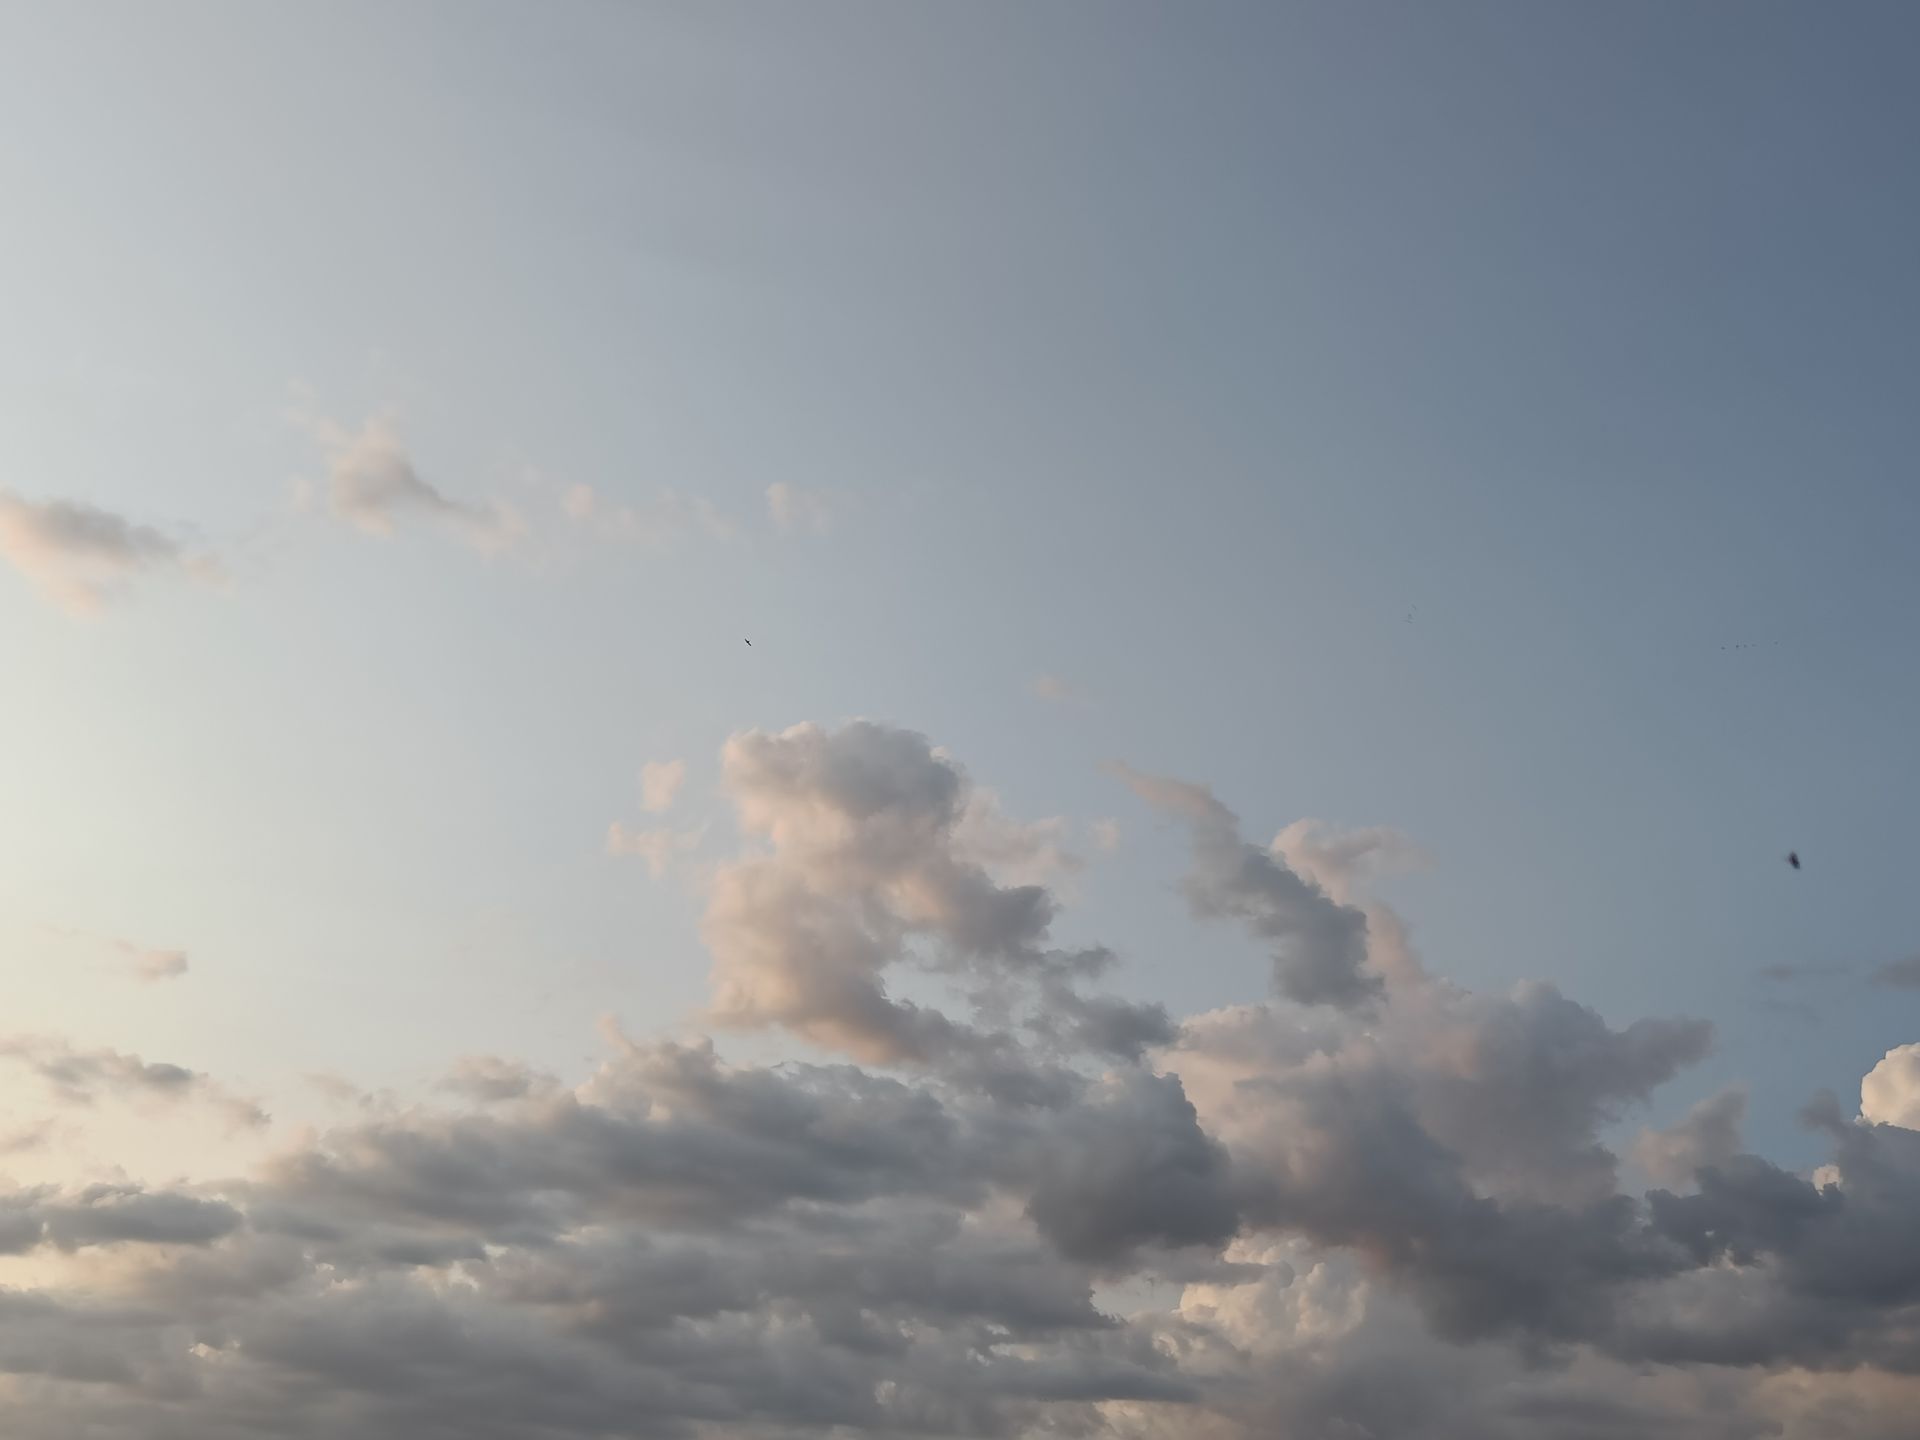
[6,720,1920,1439]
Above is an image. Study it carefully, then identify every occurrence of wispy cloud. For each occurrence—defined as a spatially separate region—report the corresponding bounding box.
[293,406,523,553]
[639,759,686,814]
[765,481,835,535]
[606,821,704,878]
[0,492,224,615]
[0,1035,266,1131]
[1870,954,1920,989]
[1030,673,1081,704]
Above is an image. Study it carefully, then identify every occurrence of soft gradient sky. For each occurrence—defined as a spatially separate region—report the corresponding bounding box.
[2,5,1919,1438]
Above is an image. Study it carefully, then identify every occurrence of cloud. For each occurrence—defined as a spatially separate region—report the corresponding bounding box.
[123,944,189,983]
[560,481,737,546]
[1870,954,1920,989]
[300,411,522,553]
[700,721,1110,1066]
[638,759,686,814]
[1861,1043,1920,1129]
[0,1036,268,1131]
[1031,673,1081,704]
[13,723,1920,1438]
[1110,764,1381,1010]
[605,821,704,878]
[766,481,835,534]
[1634,1089,1747,1189]
[0,491,223,614]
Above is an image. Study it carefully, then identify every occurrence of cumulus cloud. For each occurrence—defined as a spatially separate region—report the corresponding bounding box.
[0,491,223,614]
[1861,1043,1920,1129]
[701,721,1111,1066]
[300,411,522,552]
[11,722,1920,1438]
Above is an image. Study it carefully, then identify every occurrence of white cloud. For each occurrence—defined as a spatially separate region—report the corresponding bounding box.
[1031,673,1080,704]
[1861,1043,1920,1129]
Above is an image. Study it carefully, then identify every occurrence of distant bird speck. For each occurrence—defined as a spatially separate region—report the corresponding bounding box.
[1787,852,1801,870]
[744,639,752,647]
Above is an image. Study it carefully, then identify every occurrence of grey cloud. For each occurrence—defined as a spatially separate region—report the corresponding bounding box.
[1870,953,1920,988]
[704,722,1125,1067]
[1022,1070,1240,1264]
[41,1184,244,1250]
[1636,1089,1748,1189]
[0,1035,268,1129]
[1110,764,1381,1010]
[9,727,1920,1438]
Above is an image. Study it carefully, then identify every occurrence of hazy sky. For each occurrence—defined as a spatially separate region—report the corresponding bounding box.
[3,4,1919,1437]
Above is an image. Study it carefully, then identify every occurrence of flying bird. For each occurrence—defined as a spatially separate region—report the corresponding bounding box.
[744,638,752,647]
[1787,852,1800,870]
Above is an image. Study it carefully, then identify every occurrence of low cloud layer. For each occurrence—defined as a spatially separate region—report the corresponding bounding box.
[4,719,1920,1438]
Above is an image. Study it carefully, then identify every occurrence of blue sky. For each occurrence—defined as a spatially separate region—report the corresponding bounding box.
[1,7,1918,1436]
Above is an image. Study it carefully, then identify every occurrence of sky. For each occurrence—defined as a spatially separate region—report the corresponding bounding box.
[2,3,1919,1436]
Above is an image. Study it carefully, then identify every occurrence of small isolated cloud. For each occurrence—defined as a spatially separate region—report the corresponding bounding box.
[120,942,189,983]
[765,481,834,535]
[297,409,521,553]
[606,822,703,879]
[1870,954,1920,989]
[0,492,223,615]
[639,759,686,815]
[1030,673,1080,704]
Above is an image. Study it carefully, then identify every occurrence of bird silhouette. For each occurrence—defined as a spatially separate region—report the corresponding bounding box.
[1787,852,1801,870]
[744,638,752,647]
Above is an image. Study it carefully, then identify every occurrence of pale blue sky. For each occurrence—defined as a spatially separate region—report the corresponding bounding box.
[3,0,1917,1178]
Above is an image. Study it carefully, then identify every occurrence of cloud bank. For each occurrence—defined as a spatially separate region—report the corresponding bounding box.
[4,720,1919,1439]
